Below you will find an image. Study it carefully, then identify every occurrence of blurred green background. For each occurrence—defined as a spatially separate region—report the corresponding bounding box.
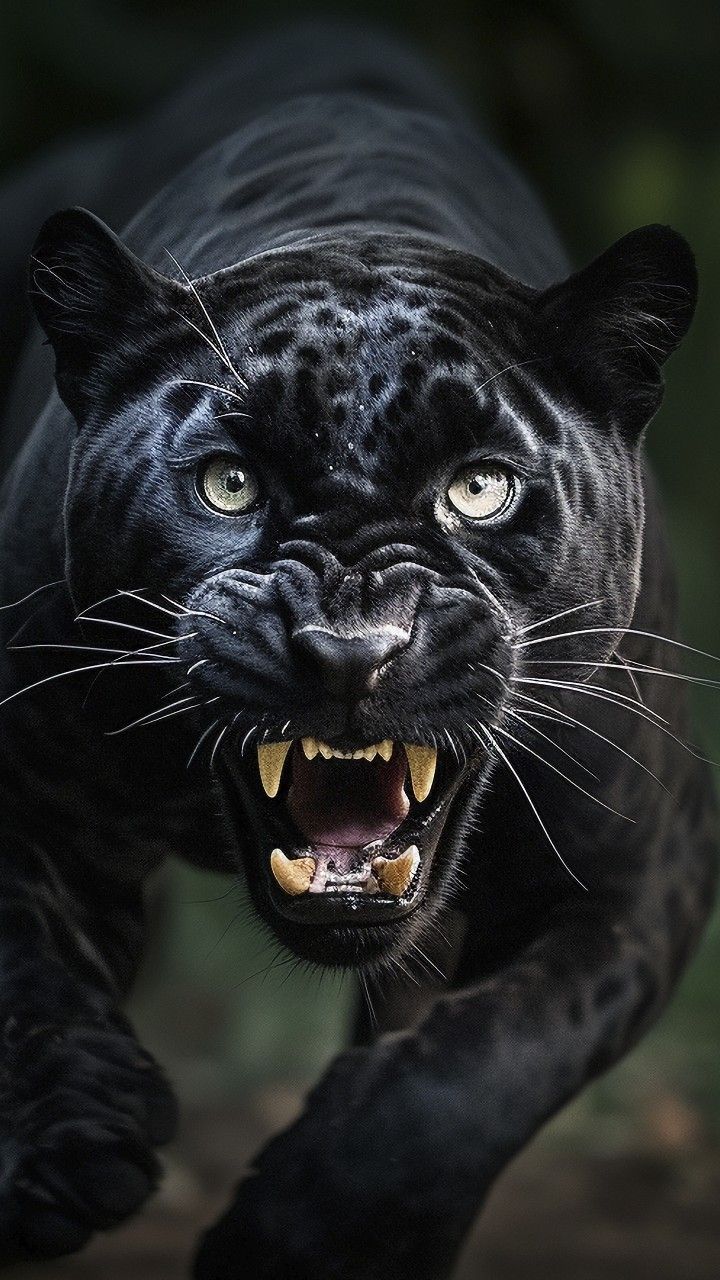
[1,3,718,1271]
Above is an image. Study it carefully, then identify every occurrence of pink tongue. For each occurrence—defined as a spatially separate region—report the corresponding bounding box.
[287,748,409,847]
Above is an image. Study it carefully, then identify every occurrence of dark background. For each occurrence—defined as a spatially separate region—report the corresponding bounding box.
[1,2,718,1277]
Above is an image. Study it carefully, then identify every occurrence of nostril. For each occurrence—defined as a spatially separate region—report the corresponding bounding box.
[292,625,409,702]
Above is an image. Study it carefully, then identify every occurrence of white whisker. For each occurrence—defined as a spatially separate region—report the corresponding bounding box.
[187,716,222,769]
[516,598,605,636]
[515,678,716,764]
[481,725,588,891]
[516,624,720,666]
[78,615,178,643]
[209,723,229,770]
[506,707,599,779]
[171,377,248,405]
[106,695,214,737]
[0,658,173,713]
[512,691,668,790]
[522,656,720,691]
[495,724,633,822]
[0,579,65,612]
[165,250,248,389]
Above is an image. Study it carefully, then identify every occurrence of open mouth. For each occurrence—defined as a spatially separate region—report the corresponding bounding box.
[226,735,469,925]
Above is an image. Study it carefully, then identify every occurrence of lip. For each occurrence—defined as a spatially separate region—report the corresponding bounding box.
[219,737,478,926]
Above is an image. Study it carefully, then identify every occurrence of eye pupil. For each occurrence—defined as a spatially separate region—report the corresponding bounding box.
[446,464,514,521]
[198,455,259,515]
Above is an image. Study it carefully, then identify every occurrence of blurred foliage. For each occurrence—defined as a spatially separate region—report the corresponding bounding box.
[0,1,718,1128]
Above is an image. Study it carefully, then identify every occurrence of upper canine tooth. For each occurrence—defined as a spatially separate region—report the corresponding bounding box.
[372,845,420,897]
[377,740,393,762]
[404,745,437,803]
[257,741,292,798]
[302,737,319,760]
[270,848,316,896]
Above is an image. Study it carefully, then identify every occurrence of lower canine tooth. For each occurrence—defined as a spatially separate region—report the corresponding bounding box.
[404,745,437,802]
[270,848,316,896]
[372,845,420,897]
[257,741,292,798]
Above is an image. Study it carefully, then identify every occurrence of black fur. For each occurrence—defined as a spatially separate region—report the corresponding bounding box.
[0,23,716,1278]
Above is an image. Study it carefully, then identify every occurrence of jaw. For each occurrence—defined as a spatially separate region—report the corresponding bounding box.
[218,735,487,968]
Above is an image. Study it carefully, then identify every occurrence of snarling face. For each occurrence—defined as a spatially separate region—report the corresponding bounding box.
[32,213,696,968]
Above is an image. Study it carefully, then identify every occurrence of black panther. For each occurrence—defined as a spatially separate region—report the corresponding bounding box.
[0,22,716,1280]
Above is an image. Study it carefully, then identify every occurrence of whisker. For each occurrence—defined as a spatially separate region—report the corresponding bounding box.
[187,717,222,769]
[0,658,173,713]
[409,941,446,983]
[105,695,214,737]
[165,250,248,388]
[512,691,668,790]
[515,678,716,765]
[77,615,178,643]
[516,598,605,637]
[8,642,135,657]
[0,579,65,612]
[514,674,666,721]
[117,588,185,620]
[522,656,720,691]
[506,707,599,779]
[516,625,720,667]
[475,356,542,393]
[240,723,259,756]
[613,654,645,703]
[209,724,229,770]
[171,378,248,405]
[74,587,146,619]
[161,595,231,629]
[481,725,588,891]
[495,724,633,822]
[359,972,378,1032]
[163,681,192,700]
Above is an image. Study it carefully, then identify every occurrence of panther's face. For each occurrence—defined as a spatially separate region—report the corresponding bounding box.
[32,212,696,968]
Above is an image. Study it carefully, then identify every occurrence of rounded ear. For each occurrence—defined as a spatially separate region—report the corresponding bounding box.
[539,224,698,433]
[30,207,185,422]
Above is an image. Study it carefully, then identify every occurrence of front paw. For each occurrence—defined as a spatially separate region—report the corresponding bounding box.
[194,1043,461,1280]
[0,1014,177,1262]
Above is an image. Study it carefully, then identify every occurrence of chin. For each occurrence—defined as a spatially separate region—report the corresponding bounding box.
[217,734,484,969]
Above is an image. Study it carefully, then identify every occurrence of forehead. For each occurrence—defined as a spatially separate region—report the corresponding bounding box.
[226,282,532,478]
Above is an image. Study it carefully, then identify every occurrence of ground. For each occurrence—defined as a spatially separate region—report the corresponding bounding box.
[11,1090,720,1280]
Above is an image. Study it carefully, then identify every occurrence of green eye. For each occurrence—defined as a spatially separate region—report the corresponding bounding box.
[447,464,515,521]
[198,454,260,516]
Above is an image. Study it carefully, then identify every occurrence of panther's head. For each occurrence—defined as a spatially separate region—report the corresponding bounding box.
[31,211,696,969]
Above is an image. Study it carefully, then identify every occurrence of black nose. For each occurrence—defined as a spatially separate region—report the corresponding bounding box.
[292,626,409,701]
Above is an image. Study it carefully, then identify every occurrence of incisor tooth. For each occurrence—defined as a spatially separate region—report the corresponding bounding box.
[377,740,393,761]
[270,848,316,896]
[404,745,437,802]
[257,741,292,798]
[302,737,319,760]
[373,845,420,897]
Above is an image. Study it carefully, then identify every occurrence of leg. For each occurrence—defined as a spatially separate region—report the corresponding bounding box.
[0,843,176,1263]
[194,901,699,1280]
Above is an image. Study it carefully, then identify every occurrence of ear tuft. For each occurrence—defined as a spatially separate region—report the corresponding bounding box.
[541,224,698,432]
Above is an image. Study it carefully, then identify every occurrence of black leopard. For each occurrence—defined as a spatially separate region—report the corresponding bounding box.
[0,21,716,1280]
